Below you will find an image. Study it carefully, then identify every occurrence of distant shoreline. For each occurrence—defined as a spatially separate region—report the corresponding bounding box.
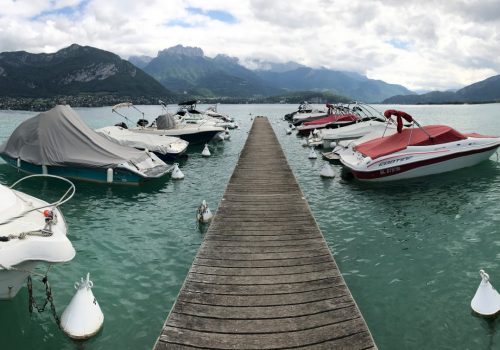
[1,95,499,111]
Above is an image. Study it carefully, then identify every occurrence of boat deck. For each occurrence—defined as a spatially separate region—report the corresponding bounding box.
[153,117,376,349]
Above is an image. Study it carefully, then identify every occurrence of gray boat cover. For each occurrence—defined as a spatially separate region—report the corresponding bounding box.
[155,113,177,130]
[0,105,149,168]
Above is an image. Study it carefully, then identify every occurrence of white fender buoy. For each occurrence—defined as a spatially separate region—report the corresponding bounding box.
[224,128,231,140]
[60,273,104,339]
[202,144,211,157]
[471,269,500,317]
[308,147,317,159]
[106,168,113,183]
[286,128,292,135]
[320,163,336,178]
[171,163,184,180]
[196,200,213,223]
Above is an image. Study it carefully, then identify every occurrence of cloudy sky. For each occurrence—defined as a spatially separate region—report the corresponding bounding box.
[1,0,499,91]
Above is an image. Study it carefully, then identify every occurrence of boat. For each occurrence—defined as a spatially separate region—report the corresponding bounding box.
[131,113,226,144]
[284,101,325,122]
[339,110,500,181]
[177,100,236,126]
[0,175,75,299]
[319,104,395,148]
[296,111,360,136]
[0,105,173,184]
[321,119,397,148]
[112,103,226,144]
[322,123,398,161]
[95,125,189,161]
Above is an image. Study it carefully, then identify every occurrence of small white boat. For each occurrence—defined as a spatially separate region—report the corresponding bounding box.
[340,110,500,181]
[284,101,325,122]
[320,118,395,148]
[111,103,226,145]
[95,125,189,161]
[0,175,76,299]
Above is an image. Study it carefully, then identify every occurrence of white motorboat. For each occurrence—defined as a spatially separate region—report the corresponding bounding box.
[320,118,395,148]
[112,103,225,144]
[323,123,398,161]
[0,175,76,299]
[284,101,326,122]
[177,100,236,127]
[339,110,500,181]
[131,113,225,144]
[95,125,189,161]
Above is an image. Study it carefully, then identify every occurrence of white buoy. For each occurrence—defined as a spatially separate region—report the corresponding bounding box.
[224,128,231,140]
[471,269,500,317]
[197,200,213,223]
[286,128,292,135]
[106,168,113,183]
[60,273,104,339]
[17,158,21,168]
[202,144,211,157]
[308,147,317,159]
[171,163,184,180]
[301,138,308,147]
[320,163,336,178]
[42,165,48,174]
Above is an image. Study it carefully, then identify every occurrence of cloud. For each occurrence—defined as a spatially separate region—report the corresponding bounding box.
[0,0,498,91]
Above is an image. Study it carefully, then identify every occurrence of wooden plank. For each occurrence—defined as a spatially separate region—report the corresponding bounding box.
[153,117,375,350]
[159,318,369,349]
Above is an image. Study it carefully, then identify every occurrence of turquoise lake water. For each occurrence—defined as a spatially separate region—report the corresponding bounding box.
[0,104,499,349]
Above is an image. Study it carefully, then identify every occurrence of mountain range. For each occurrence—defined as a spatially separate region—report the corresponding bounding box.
[131,45,413,102]
[0,44,170,98]
[383,75,500,104]
[1,43,499,106]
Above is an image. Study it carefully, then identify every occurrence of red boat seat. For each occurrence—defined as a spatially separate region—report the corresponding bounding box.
[354,125,467,159]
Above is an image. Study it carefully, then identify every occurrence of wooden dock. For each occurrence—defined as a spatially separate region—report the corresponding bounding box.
[154,117,376,349]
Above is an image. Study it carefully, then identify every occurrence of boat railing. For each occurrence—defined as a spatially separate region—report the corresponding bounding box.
[1,175,76,227]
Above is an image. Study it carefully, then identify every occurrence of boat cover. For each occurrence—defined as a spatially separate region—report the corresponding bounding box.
[96,126,187,154]
[0,105,149,168]
[304,114,359,126]
[155,114,177,130]
[355,125,467,159]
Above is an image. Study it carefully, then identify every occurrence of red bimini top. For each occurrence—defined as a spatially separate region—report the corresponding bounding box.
[354,125,467,159]
[304,113,358,126]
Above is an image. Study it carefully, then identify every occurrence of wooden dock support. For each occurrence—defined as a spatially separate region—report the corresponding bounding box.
[154,117,376,349]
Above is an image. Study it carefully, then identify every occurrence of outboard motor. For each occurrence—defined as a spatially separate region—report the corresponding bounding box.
[114,122,128,129]
[136,119,149,127]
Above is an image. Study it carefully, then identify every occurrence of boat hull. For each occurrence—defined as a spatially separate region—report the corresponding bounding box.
[0,261,38,299]
[0,156,159,185]
[342,144,499,182]
[131,129,222,145]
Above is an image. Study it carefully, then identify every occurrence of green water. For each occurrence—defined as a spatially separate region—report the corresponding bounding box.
[0,104,499,349]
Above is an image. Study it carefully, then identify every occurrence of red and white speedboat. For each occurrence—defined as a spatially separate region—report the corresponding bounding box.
[296,113,360,136]
[340,110,500,181]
